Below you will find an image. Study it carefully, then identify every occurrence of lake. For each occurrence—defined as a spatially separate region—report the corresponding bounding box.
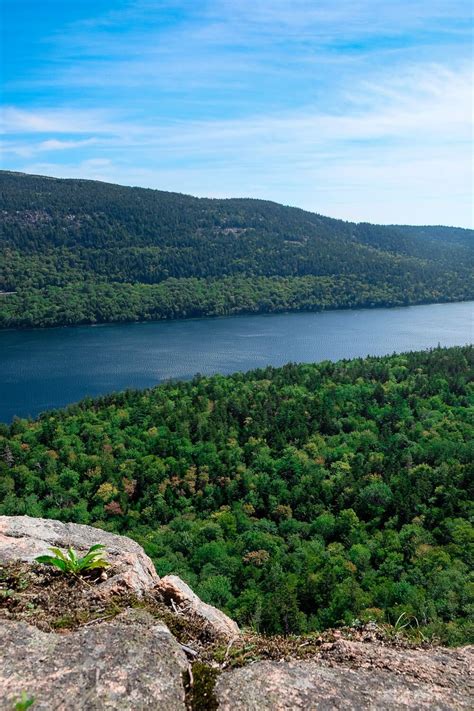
[0,300,472,422]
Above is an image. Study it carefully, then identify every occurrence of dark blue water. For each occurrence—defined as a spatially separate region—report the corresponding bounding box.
[0,301,472,422]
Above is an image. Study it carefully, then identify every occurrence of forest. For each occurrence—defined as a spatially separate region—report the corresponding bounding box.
[1,171,473,328]
[0,345,472,644]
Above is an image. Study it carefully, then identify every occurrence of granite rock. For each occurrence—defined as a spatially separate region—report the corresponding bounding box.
[215,641,473,710]
[0,609,188,710]
[0,515,159,596]
[158,573,240,641]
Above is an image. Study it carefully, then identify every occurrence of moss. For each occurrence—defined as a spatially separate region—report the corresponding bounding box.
[50,609,116,630]
[0,563,130,632]
[126,595,218,648]
[0,562,31,593]
[51,613,81,630]
[186,662,219,711]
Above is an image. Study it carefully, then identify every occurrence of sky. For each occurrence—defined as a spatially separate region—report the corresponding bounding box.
[1,0,473,226]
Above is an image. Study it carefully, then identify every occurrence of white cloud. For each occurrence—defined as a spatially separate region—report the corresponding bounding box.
[5,61,470,145]
[0,107,135,136]
[6,62,473,226]
[38,138,97,151]
[2,137,100,158]
[2,0,472,227]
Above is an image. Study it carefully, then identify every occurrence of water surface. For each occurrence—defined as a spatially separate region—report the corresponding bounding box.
[1,301,472,422]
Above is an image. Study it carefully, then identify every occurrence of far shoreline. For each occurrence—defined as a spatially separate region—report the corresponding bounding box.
[0,295,472,335]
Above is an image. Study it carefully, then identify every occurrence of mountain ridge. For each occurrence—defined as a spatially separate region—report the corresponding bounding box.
[1,170,472,328]
[2,169,472,230]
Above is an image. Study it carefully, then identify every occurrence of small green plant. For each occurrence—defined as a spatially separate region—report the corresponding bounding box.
[13,691,35,710]
[35,544,110,575]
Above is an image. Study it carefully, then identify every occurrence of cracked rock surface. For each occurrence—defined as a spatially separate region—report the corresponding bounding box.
[158,574,240,641]
[215,641,474,710]
[0,610,188,710]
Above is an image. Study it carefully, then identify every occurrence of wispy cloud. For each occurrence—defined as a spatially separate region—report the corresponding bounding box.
[1,138,100,159]
[2,0,472,226]
[0,107,135,135]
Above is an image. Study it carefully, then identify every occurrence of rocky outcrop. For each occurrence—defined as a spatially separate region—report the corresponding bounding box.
[1,516,472,710]
[0,515,240,642]
[215,640,474,710]
[158,574,240,641]
[0,515,159,596]
[0,610,188,710]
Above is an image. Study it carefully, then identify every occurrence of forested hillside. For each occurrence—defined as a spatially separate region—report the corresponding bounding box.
[1,171,473,328]
[1,346,472,644]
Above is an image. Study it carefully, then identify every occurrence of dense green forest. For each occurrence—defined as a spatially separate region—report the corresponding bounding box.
[0,346,472,644]
[1,171,473,328]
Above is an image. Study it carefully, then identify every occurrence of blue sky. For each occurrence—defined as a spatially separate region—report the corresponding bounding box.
[1,0,473,226]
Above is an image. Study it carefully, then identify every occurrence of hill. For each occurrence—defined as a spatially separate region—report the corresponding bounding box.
[1,171,473,328]
[1,345,472,644]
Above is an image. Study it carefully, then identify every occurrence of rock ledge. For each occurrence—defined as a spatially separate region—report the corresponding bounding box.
[1,516,472,710]
[0,515,159,596]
